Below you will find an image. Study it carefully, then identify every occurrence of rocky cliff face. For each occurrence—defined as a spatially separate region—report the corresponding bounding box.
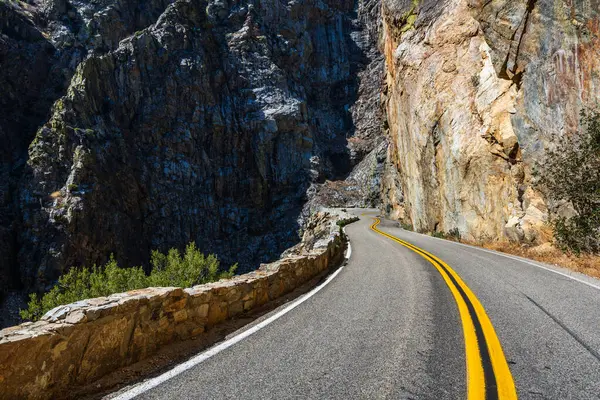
[1,0,177,296]
[304,0,385,211]
[1,0,384,301]
[380,0,600,243]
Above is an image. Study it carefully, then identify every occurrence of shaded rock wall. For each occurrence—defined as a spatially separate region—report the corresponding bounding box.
[1,0,383,300]
[0,0,176,296]
[0,212,345,400]
[381,0,600,243]
[303,0,386,212]
[306,141,386,209]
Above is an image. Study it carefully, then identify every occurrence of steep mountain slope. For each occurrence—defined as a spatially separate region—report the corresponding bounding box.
[381,0,600,243]
[1,0,176,296]
[1,0,384,304]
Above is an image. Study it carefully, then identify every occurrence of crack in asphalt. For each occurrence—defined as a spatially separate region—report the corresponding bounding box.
[524,294,600,364]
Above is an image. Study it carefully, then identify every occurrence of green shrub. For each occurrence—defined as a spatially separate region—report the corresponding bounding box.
[400,222,414,231]
[431,228,461,241]
[447,228,461,241]
[337,216,360,228]
[536,110,600,254]
[20,243,237,321]
[148,243,236,287]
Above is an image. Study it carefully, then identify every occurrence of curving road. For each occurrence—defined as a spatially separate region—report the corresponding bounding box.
[112,209,600,399]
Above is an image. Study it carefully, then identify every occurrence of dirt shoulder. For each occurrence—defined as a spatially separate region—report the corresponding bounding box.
[469,241,600,279]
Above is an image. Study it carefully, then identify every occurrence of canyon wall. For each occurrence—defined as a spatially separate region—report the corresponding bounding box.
[1,0,177,296]
[380,0,600,243]
[4,0,599,316]
[0,0,383,303]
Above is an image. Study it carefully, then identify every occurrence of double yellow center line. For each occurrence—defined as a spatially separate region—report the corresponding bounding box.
[370,218,517,400]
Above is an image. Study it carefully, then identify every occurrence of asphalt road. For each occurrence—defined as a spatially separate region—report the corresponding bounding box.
[118,209,600,399]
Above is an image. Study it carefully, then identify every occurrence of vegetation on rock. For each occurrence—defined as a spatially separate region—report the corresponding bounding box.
[537,110,600,254]
[336,217,360,228]
[431,228,461,242]
[400,222,414,231]
[20,243,237,321]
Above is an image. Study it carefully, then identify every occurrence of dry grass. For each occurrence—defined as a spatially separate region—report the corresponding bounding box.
[464,240,600,279]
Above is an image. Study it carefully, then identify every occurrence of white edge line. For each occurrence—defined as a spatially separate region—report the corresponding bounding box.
[343,226,352,259]
[112,241,351,400]
[400,227,600,291]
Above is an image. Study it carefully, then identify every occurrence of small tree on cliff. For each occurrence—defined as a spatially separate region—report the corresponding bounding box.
[537,110,600,254]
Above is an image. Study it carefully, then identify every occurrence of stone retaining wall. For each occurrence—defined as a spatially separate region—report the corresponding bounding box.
[0,213,346,400]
